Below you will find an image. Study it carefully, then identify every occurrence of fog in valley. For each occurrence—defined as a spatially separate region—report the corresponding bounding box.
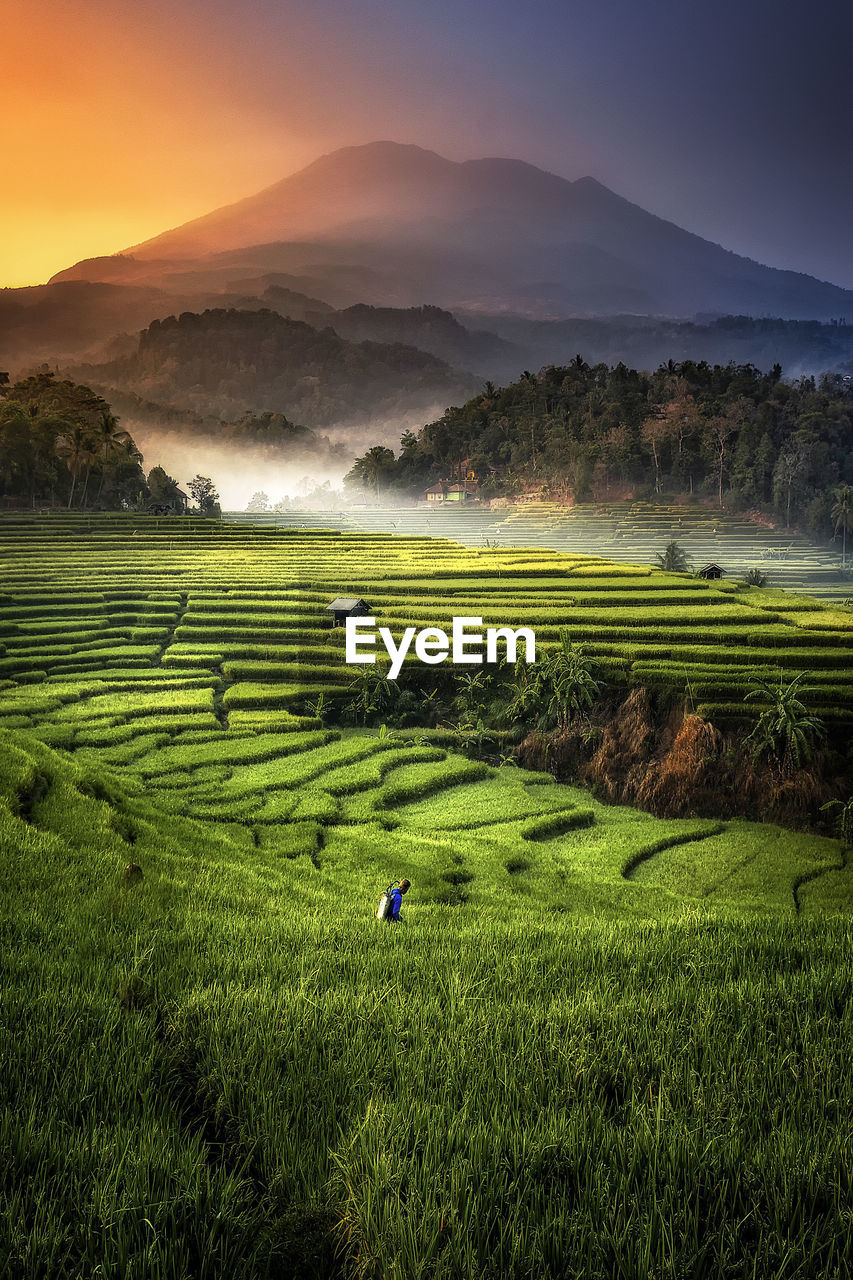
[127,410,430,510]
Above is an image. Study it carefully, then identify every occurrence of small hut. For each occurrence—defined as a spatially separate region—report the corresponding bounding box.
[147,489,189,516]
[697,563,724,579]
[326,597,371,627]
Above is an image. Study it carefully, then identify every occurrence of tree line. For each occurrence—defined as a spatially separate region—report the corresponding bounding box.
[0,370,220,515]
[346,358,853,541]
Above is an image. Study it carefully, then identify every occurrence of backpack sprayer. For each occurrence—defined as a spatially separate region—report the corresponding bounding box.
[376,881,399,922]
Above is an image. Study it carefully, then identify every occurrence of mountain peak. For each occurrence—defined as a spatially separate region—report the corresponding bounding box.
[52,141,853,321]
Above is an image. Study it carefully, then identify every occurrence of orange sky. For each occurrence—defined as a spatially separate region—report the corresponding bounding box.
[1,1,328,286]
[5,0,852,292]
[2,0,588,289]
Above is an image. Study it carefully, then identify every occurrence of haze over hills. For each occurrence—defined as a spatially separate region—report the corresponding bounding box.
[52,141,853,321]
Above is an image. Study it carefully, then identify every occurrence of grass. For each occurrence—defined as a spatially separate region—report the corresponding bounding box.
[1,731,852,1279]
[230,498,853,602]
[1,514,852,1278]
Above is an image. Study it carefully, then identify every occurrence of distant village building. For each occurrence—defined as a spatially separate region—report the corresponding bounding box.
[423,458,481,503]
[446,483,478,502]
[148,488,189,516]
[697,563,725,579]
[326,597,371,627]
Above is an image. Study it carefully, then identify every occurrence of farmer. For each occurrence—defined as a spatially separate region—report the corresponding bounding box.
[389,879,411,923]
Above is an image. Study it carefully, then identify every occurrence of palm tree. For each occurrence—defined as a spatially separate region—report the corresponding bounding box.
[501,661,542,727]
[346,667,393,725]
[656,541,691,573]
[348,446,396,496]
[456,714,496,759]
[93,413,135,504]
[831,484,852,571]
[821,795,853,846]
[744,672,825,775]
[54,423,98,508]
[452,669,490,719]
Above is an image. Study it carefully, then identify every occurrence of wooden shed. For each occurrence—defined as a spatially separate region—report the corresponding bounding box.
[697,563,725,579]
[326,597,371,627]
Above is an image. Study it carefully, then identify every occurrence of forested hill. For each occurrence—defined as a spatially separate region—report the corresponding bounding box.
[306,303,518,379]
[347,360,853,542]
[73,308,479,428]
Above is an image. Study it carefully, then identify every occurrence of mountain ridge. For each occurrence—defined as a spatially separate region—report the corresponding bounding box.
[48,141,853,320]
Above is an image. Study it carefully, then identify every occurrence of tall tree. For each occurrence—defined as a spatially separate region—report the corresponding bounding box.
[55,423,99,509]
[93,414,136,504]
[831,484,853,570]
[189,475,221,517]
[773,445,808,528]
[705,401,748,508]
[0,402,34,499]
[641,413,669,495]
[148,466,182,509]
[345,445,397,496]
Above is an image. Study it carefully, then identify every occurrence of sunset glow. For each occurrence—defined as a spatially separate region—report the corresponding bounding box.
[3,0,852,287]
[3,0,319,284]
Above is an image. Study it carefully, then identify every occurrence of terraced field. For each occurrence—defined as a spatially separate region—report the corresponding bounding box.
[2,514,853,1279]
[1,512,851,738]
[0,512,851,917]
[234,500,852,600]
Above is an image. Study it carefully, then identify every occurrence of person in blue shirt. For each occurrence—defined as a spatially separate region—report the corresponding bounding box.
[388,879,411,923]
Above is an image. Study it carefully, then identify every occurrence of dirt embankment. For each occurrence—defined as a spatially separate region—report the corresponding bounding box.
[517,687,840,831]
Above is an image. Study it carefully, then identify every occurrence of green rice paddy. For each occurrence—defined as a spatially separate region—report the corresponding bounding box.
[1,513,852,1279]
[232,499,853,602]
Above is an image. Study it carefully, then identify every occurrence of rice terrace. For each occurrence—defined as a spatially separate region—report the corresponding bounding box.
[8,0,853,1269]
[2,511,852,1279]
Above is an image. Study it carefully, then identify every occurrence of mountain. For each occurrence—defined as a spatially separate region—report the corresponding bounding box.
[52,141,853,321]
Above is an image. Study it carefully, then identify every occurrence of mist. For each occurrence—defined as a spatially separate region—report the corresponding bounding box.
[127,409,438,510]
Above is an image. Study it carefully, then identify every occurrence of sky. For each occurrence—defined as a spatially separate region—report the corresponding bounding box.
[3,0,852,289]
